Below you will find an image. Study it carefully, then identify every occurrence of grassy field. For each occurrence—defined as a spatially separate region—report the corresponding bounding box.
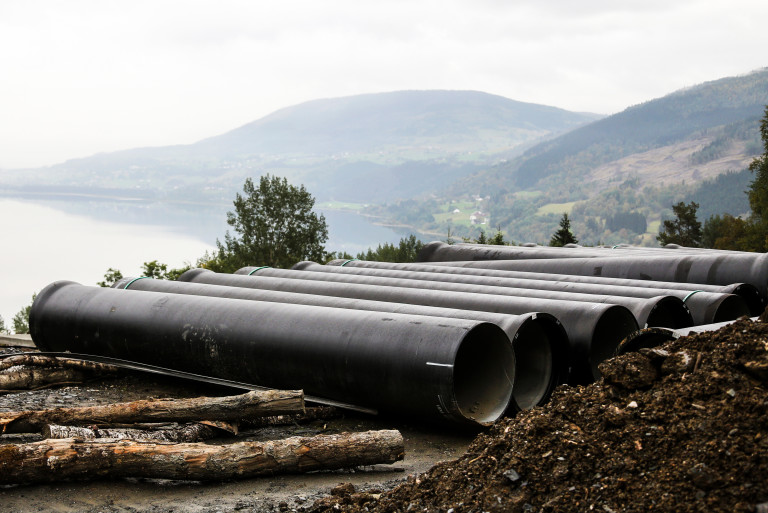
[535,201,576,216]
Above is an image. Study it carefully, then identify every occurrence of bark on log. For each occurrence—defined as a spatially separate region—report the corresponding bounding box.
[0,429,404,484]
[42,423,218,443]
[0,354,119,373]
[0,355,120,391]
[0,390,304,434]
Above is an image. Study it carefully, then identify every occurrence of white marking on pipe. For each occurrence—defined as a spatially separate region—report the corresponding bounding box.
[426,362,454,368]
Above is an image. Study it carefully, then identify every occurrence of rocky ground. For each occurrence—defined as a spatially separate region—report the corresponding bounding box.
[308,317,768,513]
[2,317,767,512]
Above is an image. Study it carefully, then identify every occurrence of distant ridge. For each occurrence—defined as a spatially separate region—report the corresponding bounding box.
[0,90,600,204]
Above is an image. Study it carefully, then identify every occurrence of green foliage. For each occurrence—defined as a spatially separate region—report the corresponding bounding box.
[657,201,702,247]
[744,105,768,251]
[702,214,749,249]
[141,260,192,281]
[209,175,329,272]
[0,314,7,335]
[690,169,752,220]
[355,235,424,263]
[605,211,647,234]
[549,213,578,247]
[97,268,124,287]
[12,294,36,335]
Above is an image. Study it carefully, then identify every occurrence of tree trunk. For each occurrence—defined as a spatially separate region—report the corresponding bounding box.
[0,354,120,391]
[0,429,404,484]
[0,390,304,434]
[42,423,219,443]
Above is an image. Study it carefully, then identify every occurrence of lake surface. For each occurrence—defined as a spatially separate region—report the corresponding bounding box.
[0,198,407,327]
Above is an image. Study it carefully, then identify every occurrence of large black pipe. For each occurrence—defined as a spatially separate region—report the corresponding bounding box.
[114,276,567,410]
[30,281,515,426]
[238,266,692,329]
[292,261,746,325]
[324,258,764,317]
[416,241,768,299]
[180,268,639,384]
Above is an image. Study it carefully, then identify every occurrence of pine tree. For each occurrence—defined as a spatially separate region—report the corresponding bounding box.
[549,213,578,247]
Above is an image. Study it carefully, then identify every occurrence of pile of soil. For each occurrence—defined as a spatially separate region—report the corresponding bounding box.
[310,317,768,513]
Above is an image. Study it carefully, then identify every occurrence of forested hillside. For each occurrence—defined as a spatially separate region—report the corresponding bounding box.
[377,69,768,245]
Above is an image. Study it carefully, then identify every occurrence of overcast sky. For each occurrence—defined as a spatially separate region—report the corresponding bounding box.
[1,0,766,169]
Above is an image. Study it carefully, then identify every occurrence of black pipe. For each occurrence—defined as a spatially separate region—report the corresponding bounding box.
[293,261,745,325]
[416,241,768,299]
[114,276,567,410]
[180,268,639,384]
[240,265,692,329]
[323,258,764,317]
[30,281,515,426]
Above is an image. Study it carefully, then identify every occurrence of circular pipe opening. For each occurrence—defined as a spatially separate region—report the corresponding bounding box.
[710,294,751,323]
[588,306,639,381]
[644,297,693,329]
[616,327,677,354]
[507,318,552,411]
[728,284,765,316]
[452,323,515,425]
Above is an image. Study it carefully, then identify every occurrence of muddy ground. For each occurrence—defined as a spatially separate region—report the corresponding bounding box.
[0,351,474,513]
[3,317,768,513]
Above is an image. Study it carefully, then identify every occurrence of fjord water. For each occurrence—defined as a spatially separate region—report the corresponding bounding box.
[0,198,404,326]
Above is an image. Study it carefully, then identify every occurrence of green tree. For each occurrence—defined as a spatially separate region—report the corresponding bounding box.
[702,214,748,250]
[0,314,7,335]
[657,201,702,247]
[745,105,768,251]
[140,260,191,281]
[97,267,124,287]
[356,235,424,263]
[206,175,329,272]
[549,213,578,247]
[12,294,36,334]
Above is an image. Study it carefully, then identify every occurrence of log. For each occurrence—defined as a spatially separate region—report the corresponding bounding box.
[0,430,405,484]
[0,354,119,373]
[0,390,304,434]
[0,355,120,391]
[244,406,340,427]
[42,423,219,443]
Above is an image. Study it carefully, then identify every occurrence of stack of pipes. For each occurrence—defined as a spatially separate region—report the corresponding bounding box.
[28,241,762,427]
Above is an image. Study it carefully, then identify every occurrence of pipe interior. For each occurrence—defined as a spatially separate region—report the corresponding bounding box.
[452,323,515,425]
[731,284,765,316]
[616,327,677,354]
[645,297,693,329]
[506,319,552,410]
[712,295,751,323]
[589,307,639,381]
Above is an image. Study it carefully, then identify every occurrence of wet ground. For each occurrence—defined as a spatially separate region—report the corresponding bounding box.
[0,359,473,513]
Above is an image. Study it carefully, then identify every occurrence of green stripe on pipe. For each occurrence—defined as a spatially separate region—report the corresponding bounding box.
[340,259,359,267]
[247,266,272,275]
[122,276,151,289]
[682,290,704,302]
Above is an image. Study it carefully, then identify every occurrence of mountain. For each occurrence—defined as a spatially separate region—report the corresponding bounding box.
[390,68,768,245]
[0,91,601,204]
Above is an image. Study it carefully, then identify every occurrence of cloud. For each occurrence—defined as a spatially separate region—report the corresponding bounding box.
[1,0,766,168]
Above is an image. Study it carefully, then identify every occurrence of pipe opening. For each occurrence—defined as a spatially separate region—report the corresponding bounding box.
[452,323,515,425]
[508,318,553,410]
[645,297,693,329]
[588,306,639,381]
[728,284,765,316]
[711,294,751,323]
[616,328,677,355]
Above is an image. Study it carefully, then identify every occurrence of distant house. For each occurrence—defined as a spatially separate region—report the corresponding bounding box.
[453,208,461,214]
[470,211,488,225]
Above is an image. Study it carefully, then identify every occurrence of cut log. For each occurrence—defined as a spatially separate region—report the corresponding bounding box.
[42,423,219,443]
[0,429,405,484]
[0,390,304,434]
[0,355,120,391]
[0,354,119,373]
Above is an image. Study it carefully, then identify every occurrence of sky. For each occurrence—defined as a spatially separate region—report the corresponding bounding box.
[1,0,767,169]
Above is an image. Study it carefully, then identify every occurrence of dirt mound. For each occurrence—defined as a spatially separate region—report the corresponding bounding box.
[311,317,768,513]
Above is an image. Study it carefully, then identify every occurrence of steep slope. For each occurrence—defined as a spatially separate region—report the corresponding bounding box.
[467,68,768,193]
[0,91,600,204]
